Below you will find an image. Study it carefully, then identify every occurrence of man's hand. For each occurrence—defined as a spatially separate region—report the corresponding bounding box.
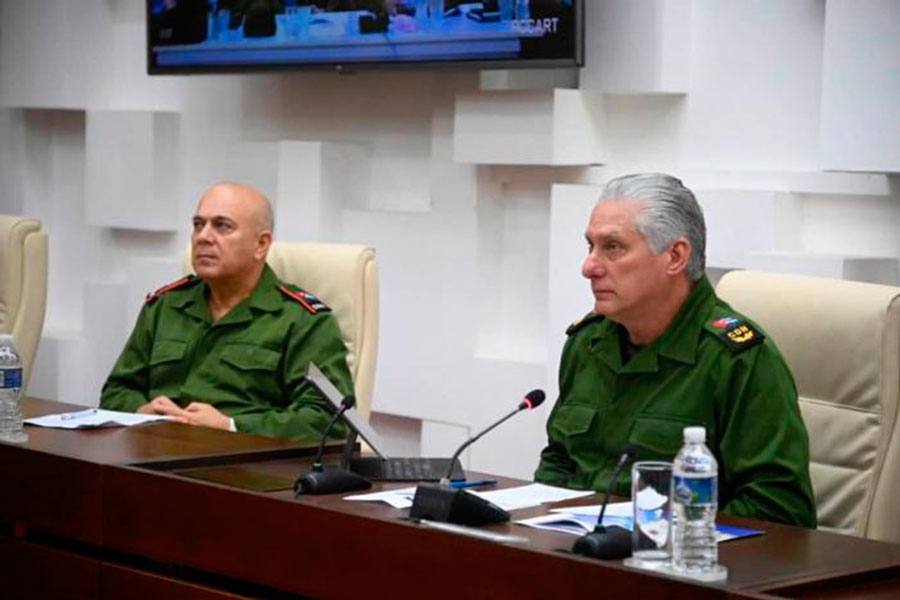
[184,402,232,431]
[136,396,189,423]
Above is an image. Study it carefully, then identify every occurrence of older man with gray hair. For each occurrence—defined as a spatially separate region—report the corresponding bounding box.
[535,173,817,528]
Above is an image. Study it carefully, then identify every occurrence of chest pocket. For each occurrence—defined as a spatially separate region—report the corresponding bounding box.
[628,415,698,462]
[550,404,601,461]
[221,345,281,372]
[149,340,189,395]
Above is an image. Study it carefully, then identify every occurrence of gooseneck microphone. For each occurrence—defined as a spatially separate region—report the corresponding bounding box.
[572,444,645,560]
[294,395,372,496]
[313,395,356,472]
[410,389,546,526]
[440,389,546,485]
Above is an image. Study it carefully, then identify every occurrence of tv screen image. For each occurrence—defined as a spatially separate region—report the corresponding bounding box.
[147,1,583,73]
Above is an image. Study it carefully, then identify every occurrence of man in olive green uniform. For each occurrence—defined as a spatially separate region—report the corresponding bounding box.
[535,173,817,528]
[100,182,353,442]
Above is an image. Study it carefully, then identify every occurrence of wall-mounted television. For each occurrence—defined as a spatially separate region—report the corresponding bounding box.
[147,1,583,74]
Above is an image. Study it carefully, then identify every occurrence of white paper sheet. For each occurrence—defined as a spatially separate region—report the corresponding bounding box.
[549,501,633,518]
[343,486,418,509]
[469,483,595,511]
[25,408,172,429]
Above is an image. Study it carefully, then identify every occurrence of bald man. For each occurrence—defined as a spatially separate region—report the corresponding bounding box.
[100,183,354,441]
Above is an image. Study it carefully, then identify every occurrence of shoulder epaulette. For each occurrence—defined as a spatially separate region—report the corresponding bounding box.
[566,312,605,336]
[145,275,198,305]
[279,286,331,315]
[704,315,765,353]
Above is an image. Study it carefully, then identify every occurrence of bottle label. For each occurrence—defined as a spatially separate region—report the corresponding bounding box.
[673,475,716,506]
[0,367,23,389]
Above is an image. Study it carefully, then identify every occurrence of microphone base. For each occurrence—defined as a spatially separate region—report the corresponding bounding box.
[294,466,372,496]
[572,525,634,560]
[410,483,509,526]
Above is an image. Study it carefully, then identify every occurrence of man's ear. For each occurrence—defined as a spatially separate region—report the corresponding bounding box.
[255,229,272,261]
[666,238,691,276]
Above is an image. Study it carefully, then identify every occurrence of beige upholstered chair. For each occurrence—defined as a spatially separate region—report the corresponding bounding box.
[0,215,49,390]
[716,270,900,543]
[185,242,379,419]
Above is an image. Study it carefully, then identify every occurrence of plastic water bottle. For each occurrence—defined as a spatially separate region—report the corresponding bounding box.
[671,426,726,581]
[0,334,28,443]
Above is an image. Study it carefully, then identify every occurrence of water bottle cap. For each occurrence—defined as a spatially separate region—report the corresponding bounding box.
[684,426,706,443]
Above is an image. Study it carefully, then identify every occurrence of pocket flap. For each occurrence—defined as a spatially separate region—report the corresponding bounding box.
[150,340,187,366]
[629,415,698,459]
[551,404,598,437]
[221,345,280,371]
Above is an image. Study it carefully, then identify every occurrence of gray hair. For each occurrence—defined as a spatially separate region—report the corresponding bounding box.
[599,173,706,281]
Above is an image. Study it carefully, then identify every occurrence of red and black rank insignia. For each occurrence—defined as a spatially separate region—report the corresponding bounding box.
[145,275,198,304]
[710,316,765,353]
[279,286,331,314]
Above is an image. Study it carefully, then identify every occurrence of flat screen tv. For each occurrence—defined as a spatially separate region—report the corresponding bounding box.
[147,1,583,74]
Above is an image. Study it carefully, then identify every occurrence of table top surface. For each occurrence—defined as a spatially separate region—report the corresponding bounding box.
[6,397,900,600]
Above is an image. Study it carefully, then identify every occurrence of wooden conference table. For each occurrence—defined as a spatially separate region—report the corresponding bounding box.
[3,398,900,600]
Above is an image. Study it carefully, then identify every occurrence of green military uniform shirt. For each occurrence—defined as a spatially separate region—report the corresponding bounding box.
[100,265,354,442]
[535,276,817,528]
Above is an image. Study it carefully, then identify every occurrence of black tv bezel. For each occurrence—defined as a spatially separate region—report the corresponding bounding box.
[146,1,584,75]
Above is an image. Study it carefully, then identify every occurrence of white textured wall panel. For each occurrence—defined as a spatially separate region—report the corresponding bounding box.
[84,110,180,231]
[275,141,371,242]
[820,0,900,172]
[580,0,692,93]
[454,90,603,165]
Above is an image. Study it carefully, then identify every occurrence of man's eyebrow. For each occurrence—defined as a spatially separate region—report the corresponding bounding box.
[193,215,236,223]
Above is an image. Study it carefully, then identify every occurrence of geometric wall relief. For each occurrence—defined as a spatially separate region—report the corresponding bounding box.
[26,333,86,405]
[697,189,801,270]
[820,0,900,173]
[746,252,900,286]
[82,280,130,405]
[580,0,692,94]
[453,89,606,166]
[0,109,26,215]
[84,110,180,231]
[547,183,601,403]
[474,179,552,367]
[479,68,579,91]
[275,141,371,242]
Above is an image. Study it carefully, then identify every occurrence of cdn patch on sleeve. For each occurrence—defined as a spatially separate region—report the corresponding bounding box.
[707,316,765,353]
[279,286,331,315]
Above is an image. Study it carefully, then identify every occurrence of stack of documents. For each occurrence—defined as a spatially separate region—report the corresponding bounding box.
[345,483,594,510]
[517,501,763,542]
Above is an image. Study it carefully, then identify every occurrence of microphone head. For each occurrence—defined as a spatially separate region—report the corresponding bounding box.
[340,395,356,410]
[519,389,546,410]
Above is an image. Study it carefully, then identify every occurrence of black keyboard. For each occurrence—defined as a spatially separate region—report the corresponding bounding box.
[349,456,466,482]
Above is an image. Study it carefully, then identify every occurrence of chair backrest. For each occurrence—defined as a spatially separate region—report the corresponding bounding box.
[716,270,900,542]
[0,215,48,391]
[185,242,379,419]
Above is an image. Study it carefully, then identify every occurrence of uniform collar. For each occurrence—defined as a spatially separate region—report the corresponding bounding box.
[589,276,717,373]
[174,264,283,324]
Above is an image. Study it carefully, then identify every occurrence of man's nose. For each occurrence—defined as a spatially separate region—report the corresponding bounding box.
[194,223,213,243]
[582,253,605,279]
